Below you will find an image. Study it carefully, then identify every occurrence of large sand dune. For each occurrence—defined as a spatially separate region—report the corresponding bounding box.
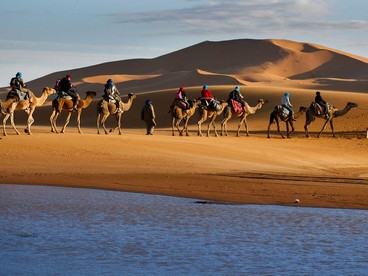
[1,39,367,209]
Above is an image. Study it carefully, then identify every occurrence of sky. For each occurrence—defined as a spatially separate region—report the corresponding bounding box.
[1,0,367,87]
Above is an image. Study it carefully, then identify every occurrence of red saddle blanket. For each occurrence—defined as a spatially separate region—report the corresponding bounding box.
[231,100,244,113]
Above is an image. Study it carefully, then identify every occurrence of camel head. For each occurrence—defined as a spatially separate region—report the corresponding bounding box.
[299,106,308,113]
[86,91,97,98]
[43,87,57,96]
[128,93,136,100]
[347,102,358,108]
[258,99,268,105]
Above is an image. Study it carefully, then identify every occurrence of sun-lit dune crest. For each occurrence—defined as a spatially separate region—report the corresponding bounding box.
[83,74,161,84]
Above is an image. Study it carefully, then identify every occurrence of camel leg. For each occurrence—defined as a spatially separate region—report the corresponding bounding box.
[50,109,57,133]
[183,117,190,136]
[236,115,248,137]
[76,110,83,134]
[220,118,227,136]
[2,114,10,136]
[304,112,315,138]
[25,108,36,135]
[117,114,122,135]
[236,119,243,137]
[171,118,176,136]
[285,121,291,138]
[276,117,284,139]
[52,112,61,134]
[10,113,20,135]
[267,113,274,138]
[96,113,101,134]
[220,108,231,136]
[100,115,109,134]
[61,112,72,133]
[210,117,219,137]
[304,124,310,138]
[198,118,205,137]
[330,119,335,138]
[317,119,330,138]
[175,118,183,136]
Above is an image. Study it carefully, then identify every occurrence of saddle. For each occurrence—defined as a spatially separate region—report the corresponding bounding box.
[277,105,290,120]
[231,99,244,113]
[201,99,221,111]
[313,102,328,115]
[7,89,27,101]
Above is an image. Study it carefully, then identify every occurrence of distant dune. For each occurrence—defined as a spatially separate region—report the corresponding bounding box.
[1,38,367,96]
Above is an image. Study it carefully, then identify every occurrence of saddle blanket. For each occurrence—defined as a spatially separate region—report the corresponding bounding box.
[231,99,243,113]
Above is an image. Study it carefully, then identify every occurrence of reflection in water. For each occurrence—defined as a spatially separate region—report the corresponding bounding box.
[1,184,367,275]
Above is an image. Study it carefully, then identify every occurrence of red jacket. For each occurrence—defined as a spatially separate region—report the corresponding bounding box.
[201,89,214,98]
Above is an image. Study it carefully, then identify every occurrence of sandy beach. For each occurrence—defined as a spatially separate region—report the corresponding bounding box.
[1,39,367,209]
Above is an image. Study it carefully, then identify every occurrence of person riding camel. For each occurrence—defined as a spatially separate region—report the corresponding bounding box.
[315,91,329,119]
[281,92,296,121]
[104,79,123,113]
[200,84,215,107]
[227,86,245,111]
[57,74,80,110]
[9,72,32,103]
[173,87,190,110]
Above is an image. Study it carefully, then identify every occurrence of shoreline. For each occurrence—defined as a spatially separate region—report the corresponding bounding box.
[2,170,368,210]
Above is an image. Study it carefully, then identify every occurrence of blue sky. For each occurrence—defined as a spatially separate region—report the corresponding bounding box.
[1,0,367,87]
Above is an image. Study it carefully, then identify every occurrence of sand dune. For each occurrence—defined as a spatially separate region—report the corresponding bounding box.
[0,38,367,209]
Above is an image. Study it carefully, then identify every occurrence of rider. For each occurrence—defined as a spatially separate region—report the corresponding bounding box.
[227,86,245,109]
[315,91,329,119]
[174,87,190,110]
[200,84,216,108]
[58,74,80,110]
[281,92,295,121]
[104,79,123,113]
[9,72,32,103]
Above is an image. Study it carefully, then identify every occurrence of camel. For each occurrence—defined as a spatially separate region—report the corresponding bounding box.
[267,106,307,139]
[197,101,228,137]
[97,93,136,135]
[221,99,267,137]
[170,99,201,136]
[304,102,358,138]
[4,87,56,135]
[50,91,97,134]
[1,96,20,136]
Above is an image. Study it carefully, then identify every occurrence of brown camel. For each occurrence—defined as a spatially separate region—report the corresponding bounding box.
[50,91,97,134]
[4,87,55,135]
[197,101,228,137]
[267,106,307,139]
[1,96,20,136]
[97,93,136,135]
[171,99,201,136]
[304,102,358,138]
[221,99,267,137]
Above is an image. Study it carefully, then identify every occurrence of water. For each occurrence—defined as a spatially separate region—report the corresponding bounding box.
[0,184,367,275]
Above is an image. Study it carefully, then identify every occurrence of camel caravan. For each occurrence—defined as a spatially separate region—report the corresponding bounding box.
[1,73,359,138]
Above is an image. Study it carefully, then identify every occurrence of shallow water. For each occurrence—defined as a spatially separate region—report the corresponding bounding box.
[0,184,367,275]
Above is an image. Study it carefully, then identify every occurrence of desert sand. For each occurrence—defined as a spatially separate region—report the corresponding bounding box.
[1,39,367,209]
